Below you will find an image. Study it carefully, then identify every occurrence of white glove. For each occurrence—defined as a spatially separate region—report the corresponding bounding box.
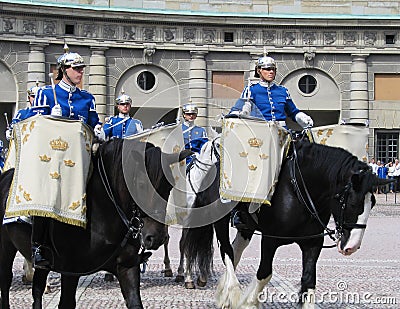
[5,129,12,141]
[240,101,252,116]
[94,124,105,141]
[51,104,62,116]
[295,112,314,128]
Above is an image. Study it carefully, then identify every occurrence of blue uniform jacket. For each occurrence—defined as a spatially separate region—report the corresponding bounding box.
[230,82,300,122]
[103,115,143,138]
[182,123,207,154]
[33,80,99,128]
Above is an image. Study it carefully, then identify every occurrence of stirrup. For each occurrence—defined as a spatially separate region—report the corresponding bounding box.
[32,245,51,270]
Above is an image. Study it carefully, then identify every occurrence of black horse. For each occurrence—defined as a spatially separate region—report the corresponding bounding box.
[0,139,191,309]
[185,139,391,308]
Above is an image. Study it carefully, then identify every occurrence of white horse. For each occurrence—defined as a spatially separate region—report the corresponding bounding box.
[162,136,221,288]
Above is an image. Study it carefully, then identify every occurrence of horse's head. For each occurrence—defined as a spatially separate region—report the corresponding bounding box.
[332,162,391,256]
[122,139,191,249]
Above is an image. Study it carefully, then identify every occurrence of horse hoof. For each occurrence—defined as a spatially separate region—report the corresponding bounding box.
[22,276,32,285]
[163,269,173,277]
[175,275,184,283]
[184,282,195,289]
[196,277,207,287]
[104,273,115,282]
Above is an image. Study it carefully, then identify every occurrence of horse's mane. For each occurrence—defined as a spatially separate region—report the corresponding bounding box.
[295,140,368,185]
[96,139,164,193]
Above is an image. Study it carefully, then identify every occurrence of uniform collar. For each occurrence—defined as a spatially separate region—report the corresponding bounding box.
[59,80,77,93]
[118,113,130,119]
[259,80,275,88]
[183,120,194,127]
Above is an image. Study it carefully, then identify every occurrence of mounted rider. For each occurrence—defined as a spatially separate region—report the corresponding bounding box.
[227,54,314,228]
[181,102,208,165]
[101,90,144,139]
[5,44,100,269]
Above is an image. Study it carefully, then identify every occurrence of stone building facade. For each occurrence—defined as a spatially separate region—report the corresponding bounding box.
[1,0,400,162]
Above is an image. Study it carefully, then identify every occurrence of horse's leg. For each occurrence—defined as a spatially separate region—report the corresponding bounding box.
[231,229,253,268]
[22,258,34,284]
[117,265,144,309]
[214,215,241,308]
[237,237,278,309]
[162,232,173,277]
[298,241,323,309]
[58,275,79,309]
[175,229,185,283]
[0,240,18,309]
[32,268,50,309]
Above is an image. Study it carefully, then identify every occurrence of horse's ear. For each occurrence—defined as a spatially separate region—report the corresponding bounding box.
[179,149,193,162]
[163,149,193,165]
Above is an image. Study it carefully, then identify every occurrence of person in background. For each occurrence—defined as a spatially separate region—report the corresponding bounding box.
[369,158,379,175]
[376,160,388,194]
[5,81,42,140]
[102,90,143,139]
[181,103,208,165]
[393,159,400,193]
[385,161,395,193]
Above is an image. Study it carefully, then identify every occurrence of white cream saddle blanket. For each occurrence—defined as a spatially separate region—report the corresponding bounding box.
[5,115,93,228]
[311,124,369,162]
[126,122,186,225]
[220,117,290,204]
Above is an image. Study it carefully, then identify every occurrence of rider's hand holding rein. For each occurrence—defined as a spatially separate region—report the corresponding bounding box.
[295,112,314,128]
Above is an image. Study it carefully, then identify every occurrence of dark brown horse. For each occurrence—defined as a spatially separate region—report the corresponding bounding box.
[0,139,191,309]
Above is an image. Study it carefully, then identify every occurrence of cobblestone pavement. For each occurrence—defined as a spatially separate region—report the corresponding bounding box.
[5,194,400,308]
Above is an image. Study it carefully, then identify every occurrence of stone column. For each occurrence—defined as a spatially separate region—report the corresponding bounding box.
[249,52,260,81]
[189,50,208,127]
[89,47,107,122]
[349,54,369,124]
[27,43,46,107]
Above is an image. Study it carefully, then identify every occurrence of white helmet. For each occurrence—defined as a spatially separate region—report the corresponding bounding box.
[56,43,85,80]
[27,81,41,97]
[257,56,276,69]
[182,103,198,114]
[115,90,132,105]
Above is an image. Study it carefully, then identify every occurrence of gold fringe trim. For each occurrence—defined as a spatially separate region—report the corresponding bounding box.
[5,209,86,229]
[219,191,272,205]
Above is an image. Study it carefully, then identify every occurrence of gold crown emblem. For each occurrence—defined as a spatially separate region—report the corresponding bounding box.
[248,164,257,171]
[239,151,248,157]
[39,154,51,162]
[173,145,181,153]
[50,171,60,179]
[50,137,69,151]
[248,138,263,148]
[69,201,80,210]
[64,159,75,167]
[259,153,269,159]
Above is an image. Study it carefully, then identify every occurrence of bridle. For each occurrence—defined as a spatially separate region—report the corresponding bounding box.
[254,134,368,245]
[333,170,370,241]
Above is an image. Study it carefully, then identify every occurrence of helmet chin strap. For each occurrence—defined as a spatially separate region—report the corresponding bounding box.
[63,68,76,86]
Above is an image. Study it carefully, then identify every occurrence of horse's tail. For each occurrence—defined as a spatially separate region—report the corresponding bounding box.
[183,223,214,279]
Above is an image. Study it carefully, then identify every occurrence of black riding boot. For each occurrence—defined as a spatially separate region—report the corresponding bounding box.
[32,216,51,269]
